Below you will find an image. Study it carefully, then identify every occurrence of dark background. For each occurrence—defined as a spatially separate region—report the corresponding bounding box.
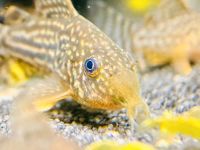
[0,0,89,16]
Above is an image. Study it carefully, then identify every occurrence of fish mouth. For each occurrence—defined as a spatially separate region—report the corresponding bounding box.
[108,69,149,122]
[76,69,146,112]
[108,69,141,103]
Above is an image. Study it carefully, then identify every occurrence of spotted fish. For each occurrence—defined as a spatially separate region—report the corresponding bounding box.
[0,0,149,124]
[86,0,200,74]
[86,0,140,55]
[133,0,200,74]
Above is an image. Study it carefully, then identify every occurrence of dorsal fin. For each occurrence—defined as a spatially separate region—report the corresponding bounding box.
[145,0,190,25]
[34,0,78,18]
[3,6,31,25]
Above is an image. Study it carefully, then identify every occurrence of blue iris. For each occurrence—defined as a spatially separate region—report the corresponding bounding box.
[84,58,98,74]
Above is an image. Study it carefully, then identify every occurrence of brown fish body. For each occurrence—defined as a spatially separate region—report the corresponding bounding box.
[134,12,200,74]
[0,0,149,122]
[1,15,127,109]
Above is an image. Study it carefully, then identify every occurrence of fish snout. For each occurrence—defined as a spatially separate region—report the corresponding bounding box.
[109,70,149,123]
[109,70,141,102]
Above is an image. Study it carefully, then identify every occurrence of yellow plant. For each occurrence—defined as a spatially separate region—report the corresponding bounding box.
[7,59,39,85]
[124,0,160,13]
[143,106,200,139]
[86,140,155,150]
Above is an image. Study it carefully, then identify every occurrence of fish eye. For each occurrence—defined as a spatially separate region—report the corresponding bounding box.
[84,58,99,77]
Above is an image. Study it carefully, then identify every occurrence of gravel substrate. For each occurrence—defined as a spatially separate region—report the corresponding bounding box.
[0,65,200,149]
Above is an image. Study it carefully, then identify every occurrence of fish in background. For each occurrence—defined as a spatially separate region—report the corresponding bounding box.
[134,0,200,74]
[86,0,200,74]
[86,0,143,56]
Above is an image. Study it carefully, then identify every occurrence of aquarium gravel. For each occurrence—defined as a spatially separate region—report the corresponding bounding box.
[0,65,200,149]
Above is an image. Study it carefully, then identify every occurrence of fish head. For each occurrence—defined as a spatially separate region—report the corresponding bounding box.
[62,16,147,115]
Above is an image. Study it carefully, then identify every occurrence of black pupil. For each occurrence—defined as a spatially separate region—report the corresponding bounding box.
[86,60,94,70]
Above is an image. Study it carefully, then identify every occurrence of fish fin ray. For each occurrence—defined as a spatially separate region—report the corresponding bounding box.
[3,6,32,25]
[34,0,78,18]
[16,74,73,111]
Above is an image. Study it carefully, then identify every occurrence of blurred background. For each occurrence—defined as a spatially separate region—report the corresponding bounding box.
[0,0,160,16]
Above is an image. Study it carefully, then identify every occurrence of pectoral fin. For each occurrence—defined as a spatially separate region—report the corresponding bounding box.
[5,76,78,150]
[17,74,73,111]
[171,43,192,75]
[172,58,192,75]
[34,0,78,18]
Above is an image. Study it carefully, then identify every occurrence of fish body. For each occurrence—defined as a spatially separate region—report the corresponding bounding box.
[134,12,200,73]
[86,0,140,55]
[133,0,200,74]
[86,0,200,74]
[0,0,148,122]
